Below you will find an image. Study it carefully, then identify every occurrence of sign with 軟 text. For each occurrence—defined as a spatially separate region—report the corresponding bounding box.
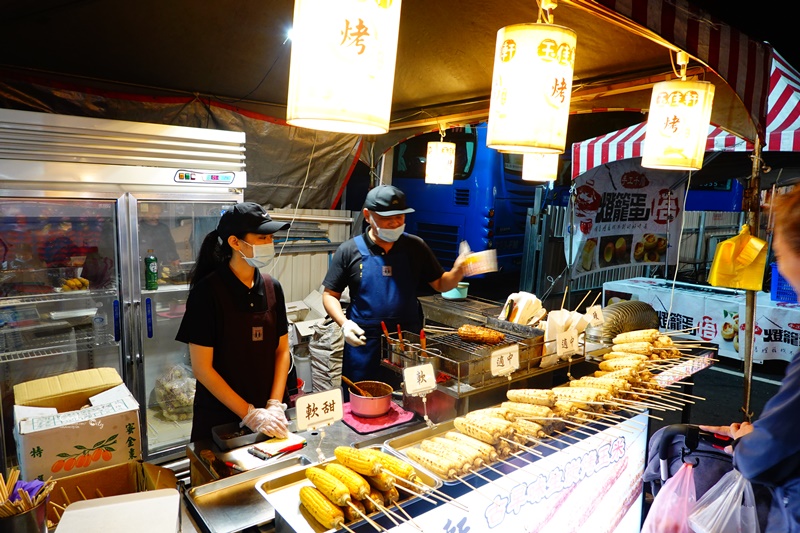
[403,363,437,396]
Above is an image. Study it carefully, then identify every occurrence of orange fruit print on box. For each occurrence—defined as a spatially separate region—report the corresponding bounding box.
[50,434,117,473]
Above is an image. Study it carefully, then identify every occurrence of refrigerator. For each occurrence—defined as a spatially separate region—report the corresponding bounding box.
[0,108,246,466]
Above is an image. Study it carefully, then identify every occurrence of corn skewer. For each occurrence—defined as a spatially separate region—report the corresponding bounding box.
[562,420,603,436]
[366,495,404,530]
[566,414,623,430]
[606,396,677,413]
[389,501,423,532]
[391,475,468,511]
[572,290,591,312]
[575,409,637,426]
[390,480,438,506]
[630,389,690,408]
[648,387,705,401]
[453,474,494,502]
[623,389,690,409]
[512,434,561,452]
[348,502,386,532]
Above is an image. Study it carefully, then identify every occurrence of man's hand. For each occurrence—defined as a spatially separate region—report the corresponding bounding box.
[342,320,367,347]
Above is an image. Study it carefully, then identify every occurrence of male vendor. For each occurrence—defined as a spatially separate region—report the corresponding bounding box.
[322,185,466,383]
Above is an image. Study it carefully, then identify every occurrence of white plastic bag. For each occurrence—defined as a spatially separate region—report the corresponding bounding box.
[688,468,760,533]
[641,462,696,533]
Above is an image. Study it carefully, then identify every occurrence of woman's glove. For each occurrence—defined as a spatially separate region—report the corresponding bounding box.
[342,319,366,347]
[241,403,288,438]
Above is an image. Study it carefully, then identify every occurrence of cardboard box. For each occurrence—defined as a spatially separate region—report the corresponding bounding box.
[14,367,122,412]
[286,289,327,348]
[13,368,141,481]
[171,223,194,263]
[45,460,177,527]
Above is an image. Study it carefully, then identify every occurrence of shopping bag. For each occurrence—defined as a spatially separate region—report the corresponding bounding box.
[688,468,760,533]
[707,224,768,291]
[641,462,696,533]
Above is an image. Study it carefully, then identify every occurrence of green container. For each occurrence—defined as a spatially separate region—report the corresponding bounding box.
[144,249,158,290]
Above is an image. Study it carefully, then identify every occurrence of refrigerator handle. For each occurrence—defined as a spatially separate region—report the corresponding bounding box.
[132,299,143,365]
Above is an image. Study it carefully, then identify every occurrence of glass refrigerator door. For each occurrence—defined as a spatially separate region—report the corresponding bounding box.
[134,200,235,460]
[0,197,122,467]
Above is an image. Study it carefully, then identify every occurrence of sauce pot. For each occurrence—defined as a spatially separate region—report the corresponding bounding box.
[349,380,393,418]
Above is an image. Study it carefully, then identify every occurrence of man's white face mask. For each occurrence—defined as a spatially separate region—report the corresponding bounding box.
[371,217,405,243]
[240,240,275,268]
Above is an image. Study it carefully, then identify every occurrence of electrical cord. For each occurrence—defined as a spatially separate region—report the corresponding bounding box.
[665,170,693,327]
[269,130,318,276]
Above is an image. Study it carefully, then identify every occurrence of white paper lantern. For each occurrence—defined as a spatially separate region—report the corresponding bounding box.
[286,0,402,134]
[425,141,456,184]
[487,23,577,154]
[642,79,715,170]
[522,153,559,181]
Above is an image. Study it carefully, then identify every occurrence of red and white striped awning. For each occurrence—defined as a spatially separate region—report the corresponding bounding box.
[571,50,800,179]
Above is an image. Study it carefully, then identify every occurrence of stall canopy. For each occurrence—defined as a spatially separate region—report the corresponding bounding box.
[572,50,800,179]
[0,0,774,207]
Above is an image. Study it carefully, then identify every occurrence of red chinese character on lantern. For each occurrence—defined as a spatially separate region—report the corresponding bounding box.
[663,114,681,134]
[551,77,567,103]
[698,316,718,341]
[341,18,370,54]
[500,39,517,62]
[652,189,680,225]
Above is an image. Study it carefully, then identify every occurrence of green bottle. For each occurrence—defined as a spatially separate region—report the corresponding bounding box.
[144,249,158,290]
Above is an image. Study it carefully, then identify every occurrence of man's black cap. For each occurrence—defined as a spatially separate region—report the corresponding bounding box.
[363,185,415,216]
[217,202,290,240]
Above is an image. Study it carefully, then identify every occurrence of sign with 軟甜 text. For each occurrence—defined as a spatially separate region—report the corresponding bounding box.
[294,389,343,431]
[403,363,437,396]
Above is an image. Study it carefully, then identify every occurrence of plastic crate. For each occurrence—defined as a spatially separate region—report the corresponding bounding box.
[771,263,798,303]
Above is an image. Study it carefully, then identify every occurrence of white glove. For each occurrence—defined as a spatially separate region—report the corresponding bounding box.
[241,403,288,438]
[342,319,366,347]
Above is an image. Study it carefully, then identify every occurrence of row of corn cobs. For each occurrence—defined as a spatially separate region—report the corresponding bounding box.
[299,446,419,531]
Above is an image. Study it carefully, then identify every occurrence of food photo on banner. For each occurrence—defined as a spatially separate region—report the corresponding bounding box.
[565,159,685,281]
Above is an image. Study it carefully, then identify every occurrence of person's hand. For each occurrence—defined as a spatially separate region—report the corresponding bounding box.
[452,252,468,278]
[342,319,366,347]
[699,422,754,454]
[241,404,288,438]
[264,400,289,438]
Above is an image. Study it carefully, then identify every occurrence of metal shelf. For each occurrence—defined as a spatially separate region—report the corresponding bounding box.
[1,327,116,363]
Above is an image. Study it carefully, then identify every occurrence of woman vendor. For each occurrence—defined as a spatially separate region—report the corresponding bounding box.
[176,202,292,442]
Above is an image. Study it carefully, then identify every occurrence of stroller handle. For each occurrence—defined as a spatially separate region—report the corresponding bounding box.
[658,423,734,481]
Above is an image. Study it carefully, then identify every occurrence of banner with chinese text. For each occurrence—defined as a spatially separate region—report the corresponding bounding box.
[603,278,800,363]
[565,159,685,281]
[385,414,647,533]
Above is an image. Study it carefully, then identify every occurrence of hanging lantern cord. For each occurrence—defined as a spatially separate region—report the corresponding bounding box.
[671,50,690,81]
[537,0,557,24]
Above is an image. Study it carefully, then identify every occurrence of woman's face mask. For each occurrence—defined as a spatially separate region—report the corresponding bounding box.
[370,217,405,243]
[239,240,275,268]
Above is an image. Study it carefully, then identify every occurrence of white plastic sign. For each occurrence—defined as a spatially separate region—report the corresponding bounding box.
[490,344,519,377]
[294,388,343,431]
[587,305,605,326]
[403,363,437,396]
[556,329,579,357]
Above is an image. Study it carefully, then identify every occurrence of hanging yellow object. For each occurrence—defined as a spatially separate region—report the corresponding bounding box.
[707,224,768,291]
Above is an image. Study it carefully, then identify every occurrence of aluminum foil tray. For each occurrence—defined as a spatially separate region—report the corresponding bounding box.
[186,454,313,533]
[258,445,441,533]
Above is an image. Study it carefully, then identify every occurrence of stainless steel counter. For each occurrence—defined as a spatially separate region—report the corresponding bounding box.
[184,405,427,533]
